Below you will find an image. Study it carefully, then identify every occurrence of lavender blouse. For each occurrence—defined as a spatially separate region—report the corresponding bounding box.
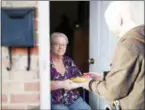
[51,56,82,105]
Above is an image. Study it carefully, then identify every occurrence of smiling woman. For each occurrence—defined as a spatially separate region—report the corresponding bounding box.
[51,32,68,58]
[50,32,92,110]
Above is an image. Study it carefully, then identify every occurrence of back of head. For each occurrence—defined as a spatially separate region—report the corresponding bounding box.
[104,1,144,36]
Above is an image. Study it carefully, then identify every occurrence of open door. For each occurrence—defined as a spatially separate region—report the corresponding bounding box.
[89,1,118,109]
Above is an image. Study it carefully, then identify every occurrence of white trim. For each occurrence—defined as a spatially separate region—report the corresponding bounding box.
[38,1,50,109]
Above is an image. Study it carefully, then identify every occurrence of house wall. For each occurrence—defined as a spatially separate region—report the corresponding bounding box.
[1,1,40,109]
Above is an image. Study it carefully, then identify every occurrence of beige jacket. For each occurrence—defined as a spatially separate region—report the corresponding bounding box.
[90,25,145,109]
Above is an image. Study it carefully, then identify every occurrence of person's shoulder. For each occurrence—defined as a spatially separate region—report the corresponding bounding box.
[63,56,73,62]
[121,39,144,57]
[63,56,75,66]
[119,27,144,57]
[64,55,72,60]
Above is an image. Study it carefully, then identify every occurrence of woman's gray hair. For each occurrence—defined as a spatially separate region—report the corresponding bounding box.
[50,32,69,44]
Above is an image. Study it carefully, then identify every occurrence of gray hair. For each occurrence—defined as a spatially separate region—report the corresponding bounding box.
[50,32,69,44]
[104,1,144,30]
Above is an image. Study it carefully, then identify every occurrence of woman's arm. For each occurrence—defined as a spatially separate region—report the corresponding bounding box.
[51,79,75,91]
[51,80,64,90]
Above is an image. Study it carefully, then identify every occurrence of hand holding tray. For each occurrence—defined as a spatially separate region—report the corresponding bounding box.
[71,72,102,83]
[71,76,89,83]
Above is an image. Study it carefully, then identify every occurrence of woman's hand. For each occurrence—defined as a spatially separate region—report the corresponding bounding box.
[51,80,74,90]
[51,79,82,91]
[63,79,81,90]
[63,78,93,91]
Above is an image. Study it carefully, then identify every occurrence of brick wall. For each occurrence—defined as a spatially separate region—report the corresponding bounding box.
[1,1,40,110]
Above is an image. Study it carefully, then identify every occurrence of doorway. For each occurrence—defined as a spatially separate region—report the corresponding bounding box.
[50,1,89,69]
[50,0,90,103]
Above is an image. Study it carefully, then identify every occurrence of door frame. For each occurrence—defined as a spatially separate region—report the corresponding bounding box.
[38,1,50,109]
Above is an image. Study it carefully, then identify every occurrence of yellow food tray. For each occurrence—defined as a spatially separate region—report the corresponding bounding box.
[71,77,88,83]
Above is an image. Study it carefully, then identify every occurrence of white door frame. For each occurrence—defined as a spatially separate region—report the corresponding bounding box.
[38,1,50,109]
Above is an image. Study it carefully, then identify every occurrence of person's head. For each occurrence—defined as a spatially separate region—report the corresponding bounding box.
[104,1,144,37]
[50,32,69,56]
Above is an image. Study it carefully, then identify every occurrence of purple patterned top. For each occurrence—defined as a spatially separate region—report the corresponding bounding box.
[51,56,82,105]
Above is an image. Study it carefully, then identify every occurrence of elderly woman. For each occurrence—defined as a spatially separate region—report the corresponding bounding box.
[50,32,91,110]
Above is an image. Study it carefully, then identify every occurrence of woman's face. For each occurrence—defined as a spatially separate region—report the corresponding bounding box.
[51,36,67,56]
